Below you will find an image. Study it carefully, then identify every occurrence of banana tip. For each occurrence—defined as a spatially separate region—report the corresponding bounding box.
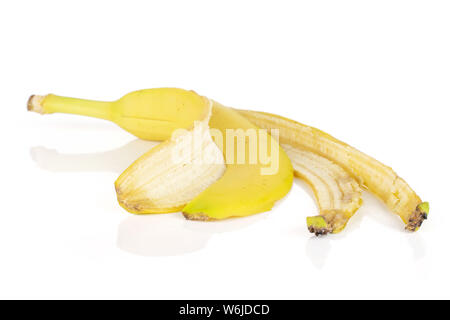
[405,202,429,232]
[27,95,46,114]
[307,216,332,236]
[418,202,429,215]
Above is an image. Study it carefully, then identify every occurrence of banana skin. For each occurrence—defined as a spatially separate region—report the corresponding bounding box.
[28,88,428,233]
[238,110,429,232]
[29,89,294,220]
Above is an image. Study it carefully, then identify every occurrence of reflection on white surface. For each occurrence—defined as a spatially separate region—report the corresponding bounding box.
[117,214,210,256]
[30,140,266,256]
[408,234,426,260]
[305,236,331,269]
[117,213,265,256]
[304,214,363,269]
[184,213,264,234]
[29,140,428,260]
[30,139,159,173]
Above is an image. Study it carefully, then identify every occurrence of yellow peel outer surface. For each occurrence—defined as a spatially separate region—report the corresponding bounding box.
[182,102,294,220]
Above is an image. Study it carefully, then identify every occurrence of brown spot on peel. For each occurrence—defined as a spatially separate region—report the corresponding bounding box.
[306,216,333,236]
[405,202,429,232]
[182,212,215,221]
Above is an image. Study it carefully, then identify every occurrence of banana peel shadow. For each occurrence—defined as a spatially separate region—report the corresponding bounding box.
[30,139,265,256]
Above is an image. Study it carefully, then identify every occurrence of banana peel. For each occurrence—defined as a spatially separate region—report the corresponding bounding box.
[115,101,226,213]
[29,89,294,220]
[182,102,293,220]
[282,144,362,235]
[238,110,428,232]
[28,88,428,234]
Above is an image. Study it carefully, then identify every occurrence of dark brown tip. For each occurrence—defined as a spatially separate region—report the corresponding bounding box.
[405,202,429,232]
[308,225,331,236]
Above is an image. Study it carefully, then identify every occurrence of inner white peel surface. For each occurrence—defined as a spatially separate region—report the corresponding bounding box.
[282,144,362,215]
[116,101,226,212]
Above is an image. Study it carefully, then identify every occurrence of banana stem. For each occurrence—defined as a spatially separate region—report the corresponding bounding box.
[27,94,113,121]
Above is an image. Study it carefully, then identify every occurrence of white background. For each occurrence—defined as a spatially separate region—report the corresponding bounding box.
[1,0,449,299]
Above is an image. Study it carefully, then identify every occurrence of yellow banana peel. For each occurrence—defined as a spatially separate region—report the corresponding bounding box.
[28,88,428,234]
[29,89,294,221]
[238,110,428,232]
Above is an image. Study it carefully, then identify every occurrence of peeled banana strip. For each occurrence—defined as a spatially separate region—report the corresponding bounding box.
[239,110,429,232]
[115,103,226,213]
[282,144,362,235]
